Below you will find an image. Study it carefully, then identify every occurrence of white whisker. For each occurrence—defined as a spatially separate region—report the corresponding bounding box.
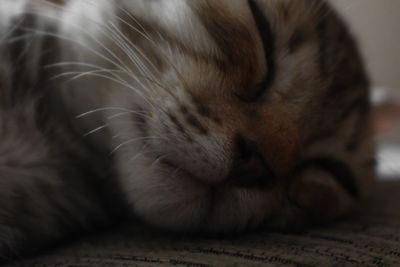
[50,68,122,81]
[83,120,136,137]
[151,153,172,168]
[111,136,167,154]
[107,110,151,120]
[77,107,142,118]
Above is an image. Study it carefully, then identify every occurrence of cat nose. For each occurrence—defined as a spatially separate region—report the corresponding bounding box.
[228,136,276,188]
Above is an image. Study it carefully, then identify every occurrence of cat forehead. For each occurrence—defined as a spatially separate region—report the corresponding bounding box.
[118,0,330,98]
[120,0,254,55]
[122,0,325,52]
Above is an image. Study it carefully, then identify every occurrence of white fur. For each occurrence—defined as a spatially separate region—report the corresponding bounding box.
[0,0,27,32]
[121,0,216,54]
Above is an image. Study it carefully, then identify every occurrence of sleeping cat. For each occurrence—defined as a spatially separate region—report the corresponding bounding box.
[0,0,375,260]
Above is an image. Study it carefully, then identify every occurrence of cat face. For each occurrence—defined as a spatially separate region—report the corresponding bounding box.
[85,0,375,232]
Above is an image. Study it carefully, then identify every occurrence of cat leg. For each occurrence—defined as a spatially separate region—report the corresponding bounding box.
[0,104,125,261]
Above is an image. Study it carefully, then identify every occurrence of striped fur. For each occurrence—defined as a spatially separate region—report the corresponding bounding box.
[0,0,375,260]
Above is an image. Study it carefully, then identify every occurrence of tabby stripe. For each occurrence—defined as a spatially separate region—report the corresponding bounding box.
[316,18,329,77]
[186,114,208,135]
[346,111,370,152]
[288,30,306,54]
[168,114,187,135]
[296,157,359,198]
[245,0,275,102]
[342,95,370,152]
[341,95,369,120]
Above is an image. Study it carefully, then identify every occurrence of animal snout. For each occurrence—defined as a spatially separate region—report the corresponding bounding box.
[228,135,276,188]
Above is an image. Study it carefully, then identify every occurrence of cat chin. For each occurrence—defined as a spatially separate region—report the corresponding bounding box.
[116,149,273,233]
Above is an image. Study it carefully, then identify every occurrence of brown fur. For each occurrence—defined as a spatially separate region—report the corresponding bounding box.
[0,0,375,261]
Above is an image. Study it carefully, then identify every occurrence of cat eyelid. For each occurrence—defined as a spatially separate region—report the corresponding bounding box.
[239,0,275,103]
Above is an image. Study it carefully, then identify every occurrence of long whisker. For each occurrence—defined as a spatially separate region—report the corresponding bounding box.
[107,110,151,120]
[48,63,158,109]
[151,153,173,168]
[53,70,154,106]
[21,26,127,73]
[26,0,129,71]
[28,2,182,116]
[113,13,186,101]
[104,23,156,98]
[108,20,160,81]
[0,15,25,42]
[83,120,143,137]
[111,136,168,154]
[50,68,123,81]
[127,144,153,163]
[77,107,145,118]
[46,61,113,70]
[25,0,202,157]
[23,5,131,74]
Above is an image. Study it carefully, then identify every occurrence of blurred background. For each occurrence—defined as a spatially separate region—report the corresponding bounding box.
[330,0,400,178]
[331,0,400,89]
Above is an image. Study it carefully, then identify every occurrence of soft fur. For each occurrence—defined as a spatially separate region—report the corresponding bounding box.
[0,0,375,260]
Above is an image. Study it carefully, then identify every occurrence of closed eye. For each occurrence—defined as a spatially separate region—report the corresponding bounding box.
[239,0,275,102]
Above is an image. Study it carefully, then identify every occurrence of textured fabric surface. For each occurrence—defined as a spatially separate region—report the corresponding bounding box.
[10,181,400,266]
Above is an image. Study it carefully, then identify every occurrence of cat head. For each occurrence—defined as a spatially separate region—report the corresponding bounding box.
[57,0,375,232]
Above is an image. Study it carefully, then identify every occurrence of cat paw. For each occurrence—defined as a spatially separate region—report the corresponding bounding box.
[287,167,357,225]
